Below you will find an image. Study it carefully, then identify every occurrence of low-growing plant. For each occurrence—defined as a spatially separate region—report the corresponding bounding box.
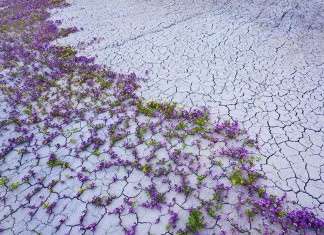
[186,209,205,233]
[0,177,9,187]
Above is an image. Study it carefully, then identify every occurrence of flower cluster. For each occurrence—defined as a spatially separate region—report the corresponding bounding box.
[167,210,179,229]
[285,208,324,231]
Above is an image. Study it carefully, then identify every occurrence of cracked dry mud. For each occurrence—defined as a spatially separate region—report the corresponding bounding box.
[51,0,324,214]
[0,0,324,234]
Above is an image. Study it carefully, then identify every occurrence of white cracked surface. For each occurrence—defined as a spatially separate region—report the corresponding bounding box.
[50,0,324,217]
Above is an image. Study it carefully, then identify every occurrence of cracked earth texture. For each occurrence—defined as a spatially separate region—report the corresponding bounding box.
[50,0,324,216]
[0,0,323,235]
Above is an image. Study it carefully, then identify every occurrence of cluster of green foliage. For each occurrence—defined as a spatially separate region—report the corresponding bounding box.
[0,177,9,187]
[47,156,69,168]
[186,209,205,233]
